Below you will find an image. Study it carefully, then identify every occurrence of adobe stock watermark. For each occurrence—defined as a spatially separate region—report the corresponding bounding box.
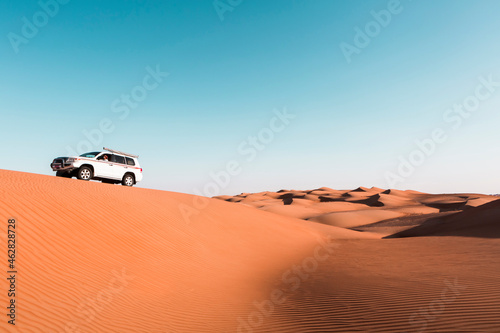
[213,0,243,21]
[339,0,408,64]
[179,107,295,223]
[60,268,135,333]
[237,235,339,332]
[385,74,499,188]
[408,278,466,332]
[8,0,70,54]
[65,65,168,156]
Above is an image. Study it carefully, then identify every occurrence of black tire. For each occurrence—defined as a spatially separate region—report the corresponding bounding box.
[56,171,71,178]
[122,173,135,187]
[77,166,93,181]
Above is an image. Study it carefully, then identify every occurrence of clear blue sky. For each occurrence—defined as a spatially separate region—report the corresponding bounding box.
[1,0,500,195]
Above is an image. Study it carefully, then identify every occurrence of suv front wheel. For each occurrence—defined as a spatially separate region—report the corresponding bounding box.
[77,166,93,181]
[122,173,135,187]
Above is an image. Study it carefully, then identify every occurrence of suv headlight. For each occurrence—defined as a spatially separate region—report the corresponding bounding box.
[66,158,76,163]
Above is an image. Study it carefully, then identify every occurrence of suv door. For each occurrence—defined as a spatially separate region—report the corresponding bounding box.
[95,153,115,178]
[109,154,128,180]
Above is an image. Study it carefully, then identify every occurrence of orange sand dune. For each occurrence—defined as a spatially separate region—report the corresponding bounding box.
[342,191,370,199]
[382,188,423,196]
[349,186,372,192]
[309,201,374,213]
[308,188,346,196]
[309,209,406,228]
[217,187,495,230]
[2,171,500,332]
[262,237,500,332]
[376,193,419,207]
[287,198,316,206]
[385,205,440,215]
[259,204,325,220]
[370,186,385,192]
[389,199,500,238]
[467,196,499,207]
[213,188,500,332]
[349,186,386,194]
[0,170,373,332]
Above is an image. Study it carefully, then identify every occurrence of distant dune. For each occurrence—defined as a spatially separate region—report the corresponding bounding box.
[1,170,500,332]
[215,187,498,236]
[388,198,500,238]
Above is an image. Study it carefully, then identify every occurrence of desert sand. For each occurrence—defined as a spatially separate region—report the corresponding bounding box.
[1,170,500,332]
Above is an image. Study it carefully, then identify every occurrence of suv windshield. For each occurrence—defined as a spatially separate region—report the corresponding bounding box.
[79,152,101,158]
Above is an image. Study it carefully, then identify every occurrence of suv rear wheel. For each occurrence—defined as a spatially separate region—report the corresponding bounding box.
[77,166,93,181]
[122,173,135,187]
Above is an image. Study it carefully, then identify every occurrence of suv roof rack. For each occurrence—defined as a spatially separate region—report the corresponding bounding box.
[103,147,139,158]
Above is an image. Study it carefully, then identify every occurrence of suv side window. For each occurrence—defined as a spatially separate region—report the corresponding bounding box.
[126,157,135,166]
[113,155,126,164]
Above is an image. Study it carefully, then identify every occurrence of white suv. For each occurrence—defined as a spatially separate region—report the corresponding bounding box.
[50,147,143,187]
